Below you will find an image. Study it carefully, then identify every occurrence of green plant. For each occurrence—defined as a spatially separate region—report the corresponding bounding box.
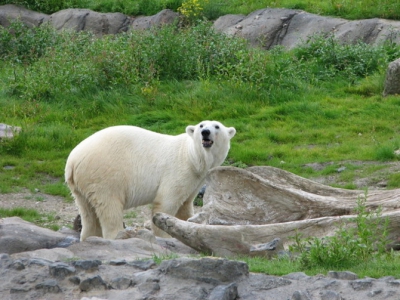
[289,193,392,269]
[294,34,387,83]
[152,253,180,264]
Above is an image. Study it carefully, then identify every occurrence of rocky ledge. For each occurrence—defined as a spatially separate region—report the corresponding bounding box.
[0,217,399,300]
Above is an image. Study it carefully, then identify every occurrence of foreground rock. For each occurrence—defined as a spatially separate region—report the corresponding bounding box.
[1,253,400,299]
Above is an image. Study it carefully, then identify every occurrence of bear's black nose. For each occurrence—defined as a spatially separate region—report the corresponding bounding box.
[201,129,210,137]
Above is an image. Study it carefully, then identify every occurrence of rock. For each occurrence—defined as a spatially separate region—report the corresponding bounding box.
[1,4,400,50]
[49,262,76,278]
[328,271,358,280]
[158,257,249,284]
[0,123,21,139]
[48,8,131,34]
[127,259,156,270]
[0,242,400,299]
[0,5,179,35]
[208,282,238,300]
[213,8,400,49]
[130,9,179,30]
[383,58,400,96]
[71,259,102,271]
[0,217,68,254]
[80,275,107,292]
[0,4,48,27]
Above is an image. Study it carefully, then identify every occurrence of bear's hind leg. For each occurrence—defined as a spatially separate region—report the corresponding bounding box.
[95,200,125,240]
[175,195,195,221]
[74,191,102,241]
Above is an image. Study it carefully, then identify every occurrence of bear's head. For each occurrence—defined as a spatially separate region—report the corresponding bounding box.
[186,120,236,168]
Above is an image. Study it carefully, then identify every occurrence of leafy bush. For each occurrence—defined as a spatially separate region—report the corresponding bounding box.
[3,18,400,104]
[0,20,60,63]
[6,21,250,99]
[289,194,392,269]
[294,34,389,82]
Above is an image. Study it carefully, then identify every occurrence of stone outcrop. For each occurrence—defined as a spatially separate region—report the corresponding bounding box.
[0,4,48,27]
[48,9,131,34]
[0,4,179,35]
[213,8,400,49]
[1,4,400,48]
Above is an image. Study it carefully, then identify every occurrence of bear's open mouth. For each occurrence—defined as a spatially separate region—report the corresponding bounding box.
[202,139,214,148]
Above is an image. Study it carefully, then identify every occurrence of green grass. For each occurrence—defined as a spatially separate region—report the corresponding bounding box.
[0,207,60,230]
[240,254,400,278]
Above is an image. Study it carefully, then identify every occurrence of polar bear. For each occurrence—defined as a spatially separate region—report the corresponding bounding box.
[65,120,236,240]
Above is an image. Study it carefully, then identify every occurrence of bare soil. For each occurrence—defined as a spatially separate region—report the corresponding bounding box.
[0,161,399,232]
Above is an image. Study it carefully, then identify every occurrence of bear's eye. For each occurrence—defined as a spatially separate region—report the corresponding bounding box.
[215,125,220,129]
[200,124,203,128]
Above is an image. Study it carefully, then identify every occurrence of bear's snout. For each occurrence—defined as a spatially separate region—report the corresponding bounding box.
[201,129,211,137]
[201,129,213,148]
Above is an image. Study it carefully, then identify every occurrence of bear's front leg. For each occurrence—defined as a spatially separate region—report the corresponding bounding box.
[152,198,181,238]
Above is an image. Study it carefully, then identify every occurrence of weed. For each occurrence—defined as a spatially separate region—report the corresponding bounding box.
[152,253,180,264]
[289,193,392,269]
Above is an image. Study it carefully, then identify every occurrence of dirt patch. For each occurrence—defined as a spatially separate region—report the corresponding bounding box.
[0,191,153,231]
[0,161,399,232]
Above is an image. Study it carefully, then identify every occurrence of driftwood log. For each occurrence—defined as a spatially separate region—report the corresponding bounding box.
[153,166,400,257]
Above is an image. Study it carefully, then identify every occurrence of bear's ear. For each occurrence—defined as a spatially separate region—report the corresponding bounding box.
[186,125,196,137]
[227,127,236,139]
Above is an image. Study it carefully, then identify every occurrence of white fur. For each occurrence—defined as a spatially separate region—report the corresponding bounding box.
[65,120,236,240]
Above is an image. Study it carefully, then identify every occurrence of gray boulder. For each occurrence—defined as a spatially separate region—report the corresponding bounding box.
[0,4,48,27]
[48,8,131,34]
[130,9,180,30]
[0,5,179,35]
[0,217,68,254]
[213,8,400,49]
[383,58,400,96]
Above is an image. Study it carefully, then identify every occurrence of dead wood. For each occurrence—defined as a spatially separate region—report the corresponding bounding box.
[153,166,400,257]
[189,166,400,226]
[153,211,400,257]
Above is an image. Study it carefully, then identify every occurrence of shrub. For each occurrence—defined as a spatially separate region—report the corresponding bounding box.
[294,34,390,82]
[0,20,59,63]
